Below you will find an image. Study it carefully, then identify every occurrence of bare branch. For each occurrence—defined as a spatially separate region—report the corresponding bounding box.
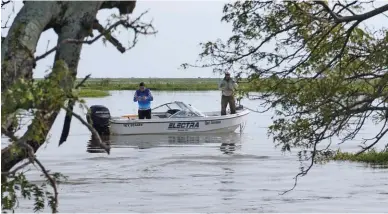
[62,107,110,154]
[279,140,318,195]
[92,19,125,53]
[1,0,10,8]
[1,160,32,176]
[75,74,91,89]
[356,127,388,155]
[335,1,357,15]
[35,10,157,62]
[314,0,388,23]
[1,127,34,163]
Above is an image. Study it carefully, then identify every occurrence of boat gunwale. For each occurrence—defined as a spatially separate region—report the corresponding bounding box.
[110,109,250,124]
[109,125,242,136]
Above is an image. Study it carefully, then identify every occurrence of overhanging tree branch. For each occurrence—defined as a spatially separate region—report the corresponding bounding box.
[62,106,110,154]
[35,11,156,62]
[1,1,157,212]
[314,0,388,23]
[184,0,388,193]
[1,127,59,212]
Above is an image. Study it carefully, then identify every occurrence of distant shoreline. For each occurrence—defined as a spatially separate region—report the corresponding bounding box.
[37,78,255,95]
[34,77,377,98]
[79,78,229,91]
[34,77,252,97]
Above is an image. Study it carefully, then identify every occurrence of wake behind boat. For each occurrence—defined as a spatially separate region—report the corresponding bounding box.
[87,101,250,135]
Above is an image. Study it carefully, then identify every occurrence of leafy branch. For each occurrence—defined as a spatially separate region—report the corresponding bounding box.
[1,127,61,213]
[183,0,388,193]
[1,1,157,213]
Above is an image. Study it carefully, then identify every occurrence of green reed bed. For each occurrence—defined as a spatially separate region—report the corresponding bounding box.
[78,89,110,97]
[332,149,388,165]
[34,77,383,95]
[77,78,255,91]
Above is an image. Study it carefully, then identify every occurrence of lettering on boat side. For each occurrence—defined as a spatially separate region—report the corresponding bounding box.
[95,111,109,114]
[205,120,221,125]
[168,122,200,129]
[123,123,143,127]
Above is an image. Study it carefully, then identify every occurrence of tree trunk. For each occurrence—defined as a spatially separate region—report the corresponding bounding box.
[1,1,61,91]
[1,1,137,173]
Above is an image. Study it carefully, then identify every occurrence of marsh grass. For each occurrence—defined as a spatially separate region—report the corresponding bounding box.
[332,149,388,165]
[78,89,110,97]
[77,78,249,91]
[34,77,384,98]
[34,77,381,93]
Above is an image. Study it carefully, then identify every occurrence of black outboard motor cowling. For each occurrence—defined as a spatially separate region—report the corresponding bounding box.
[87,105,111,135]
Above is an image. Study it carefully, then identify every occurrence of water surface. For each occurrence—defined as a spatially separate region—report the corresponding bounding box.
[3,91,388,212]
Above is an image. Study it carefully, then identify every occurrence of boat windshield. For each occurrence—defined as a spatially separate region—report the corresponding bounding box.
[186,104,205,117]
[152,101,206,118]
[170,102,205,118]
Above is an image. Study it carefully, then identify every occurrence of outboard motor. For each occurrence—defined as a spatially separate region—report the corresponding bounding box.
[87,105,111,136]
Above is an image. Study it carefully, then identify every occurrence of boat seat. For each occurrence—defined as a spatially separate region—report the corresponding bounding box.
[166,109,180,115]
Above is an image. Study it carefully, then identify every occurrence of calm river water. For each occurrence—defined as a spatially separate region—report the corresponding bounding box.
[3,91,388,212]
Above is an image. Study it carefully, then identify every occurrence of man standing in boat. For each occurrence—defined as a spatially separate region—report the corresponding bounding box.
[133,82,154,119]
[218,71,238,115]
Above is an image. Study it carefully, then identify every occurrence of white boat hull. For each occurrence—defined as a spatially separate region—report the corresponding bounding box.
[110,109,249,135]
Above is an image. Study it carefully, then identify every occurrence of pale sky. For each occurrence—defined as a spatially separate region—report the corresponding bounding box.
[1,1,387,79]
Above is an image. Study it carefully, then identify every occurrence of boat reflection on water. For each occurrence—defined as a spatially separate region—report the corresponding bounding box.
[86,134,111,154]
[220,142,238,154]
[86,132,243,153]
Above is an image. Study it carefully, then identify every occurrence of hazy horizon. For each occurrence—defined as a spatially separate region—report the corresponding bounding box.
[2,1,387,79]
[2,1,234,79]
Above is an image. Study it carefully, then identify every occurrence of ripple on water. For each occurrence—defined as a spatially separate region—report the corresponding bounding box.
[11,91,388,213]
[84,156,139,161]
[161,154,271,161]
[61,175,180,185]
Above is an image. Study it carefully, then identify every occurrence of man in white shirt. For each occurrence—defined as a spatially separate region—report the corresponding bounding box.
[218,71,238,115]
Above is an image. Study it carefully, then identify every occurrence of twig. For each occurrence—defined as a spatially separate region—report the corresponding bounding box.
[279,142,317,195]
[1,127,59,213]
[314,0,388,23]
[356,127,388,155]
[63,107,110,154]
[92,19,125,53]
[35,19,125,61]
[242,105,269,114]
[33,157,58,213]
[35,39,92,62]
[75,74,91,89]
[1,0,10,8]
[1,127,34,162]
[1,160,32,175]
[35,10,156,62]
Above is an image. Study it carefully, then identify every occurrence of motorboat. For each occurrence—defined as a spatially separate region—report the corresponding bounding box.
[87,101,250,135]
